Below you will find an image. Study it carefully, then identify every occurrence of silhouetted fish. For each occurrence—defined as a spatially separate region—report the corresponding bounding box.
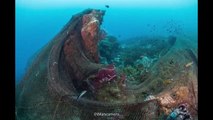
[105,5,109,8]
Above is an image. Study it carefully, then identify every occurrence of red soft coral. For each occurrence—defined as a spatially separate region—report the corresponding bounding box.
[91,64,117,89]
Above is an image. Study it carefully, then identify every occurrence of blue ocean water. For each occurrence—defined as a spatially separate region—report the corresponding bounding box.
[15,0,197,84]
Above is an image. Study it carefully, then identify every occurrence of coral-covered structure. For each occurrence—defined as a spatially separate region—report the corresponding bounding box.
[62,9,107,92]
[88,64,117,90]
[80,10,106,62]
[16,9,197,120]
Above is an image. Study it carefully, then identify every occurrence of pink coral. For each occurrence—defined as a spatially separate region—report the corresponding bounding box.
[91,64,117,89]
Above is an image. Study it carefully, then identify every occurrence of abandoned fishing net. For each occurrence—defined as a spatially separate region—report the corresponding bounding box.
[16,9,198,120]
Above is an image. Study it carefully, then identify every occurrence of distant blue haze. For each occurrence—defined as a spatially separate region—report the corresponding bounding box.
[16,0,197,83]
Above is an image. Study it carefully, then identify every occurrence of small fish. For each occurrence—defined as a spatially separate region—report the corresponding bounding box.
[185,61,193,68]
[77,90,87,100]
[105,5,109,8]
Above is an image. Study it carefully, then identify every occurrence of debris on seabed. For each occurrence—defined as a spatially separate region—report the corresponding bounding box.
[144,95,156,101]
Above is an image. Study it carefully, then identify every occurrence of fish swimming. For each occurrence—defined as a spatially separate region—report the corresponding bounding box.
[105,5,110,8]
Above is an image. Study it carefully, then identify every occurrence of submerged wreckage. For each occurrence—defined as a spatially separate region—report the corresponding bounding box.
[16,9,198,120]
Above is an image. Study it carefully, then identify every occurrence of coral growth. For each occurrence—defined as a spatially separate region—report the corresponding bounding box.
[155,84,197,118]
[118,37,171,66]
[89,64,117,90]
[16,8,197,120]
[98,36,120,64]
[95,73,137,103]
[81,10,106,62]
[134,56,157,71]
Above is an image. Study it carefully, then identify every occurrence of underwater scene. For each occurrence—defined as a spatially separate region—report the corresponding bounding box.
[16,0,198,120]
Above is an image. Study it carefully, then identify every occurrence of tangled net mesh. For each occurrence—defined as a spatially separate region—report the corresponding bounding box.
[16,9,197,120]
